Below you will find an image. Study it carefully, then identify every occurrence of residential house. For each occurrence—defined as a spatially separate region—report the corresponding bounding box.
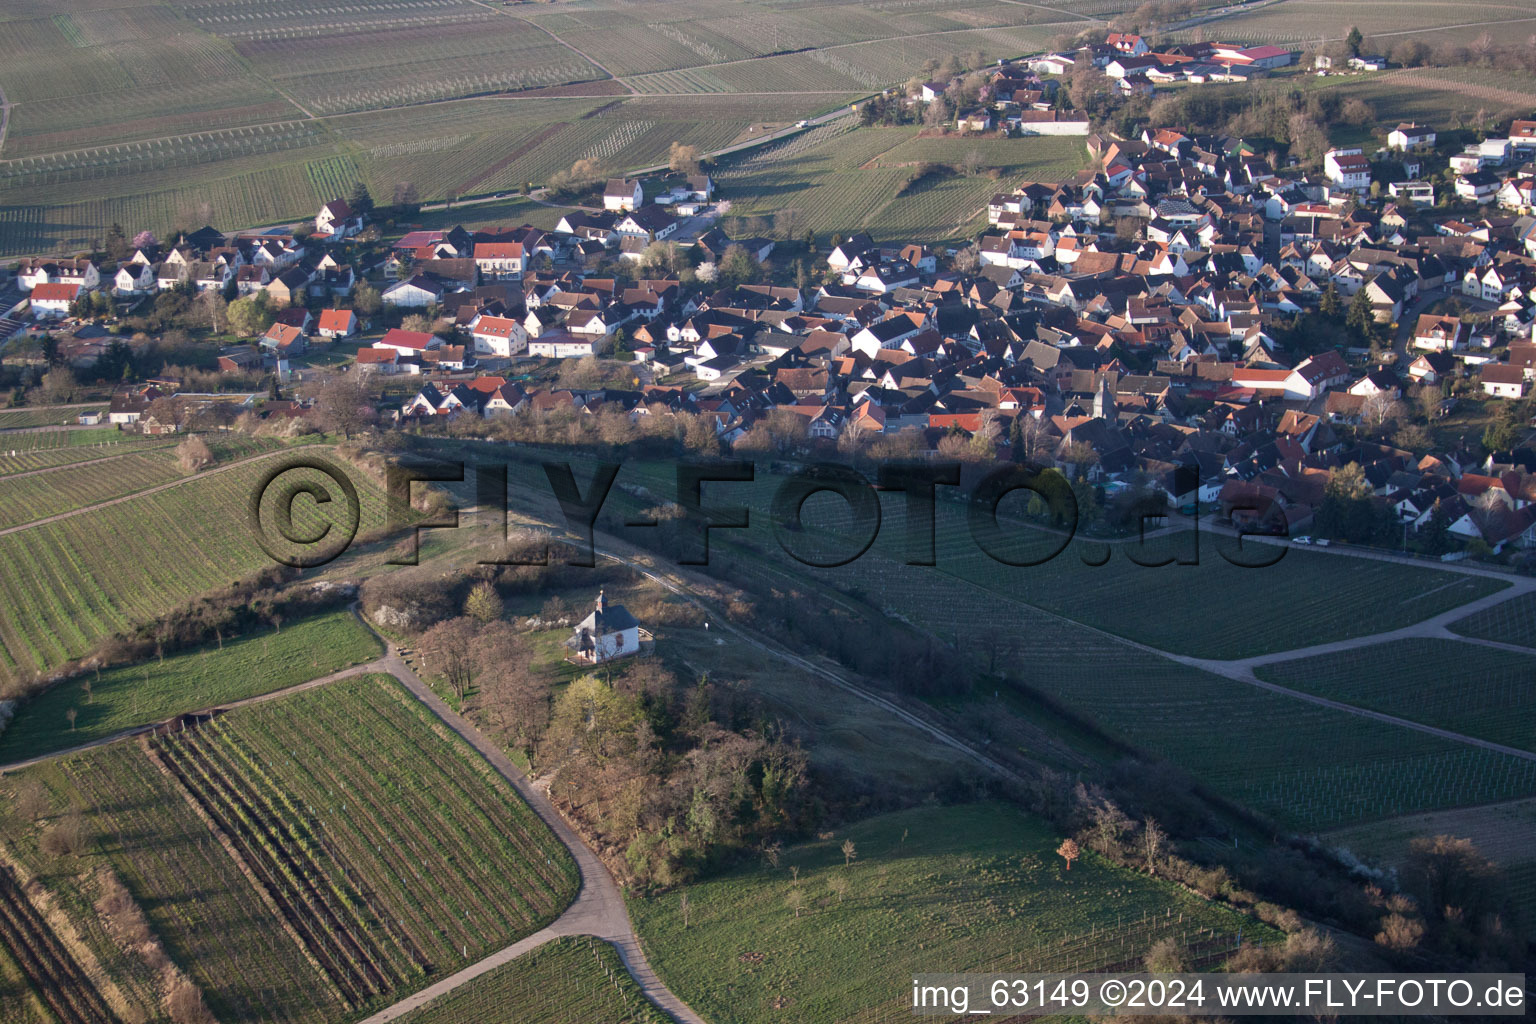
[315,199,362,238]
[1387,123,1436,151]
[468,314,529,358]
[29,282,79,319]
[472,242,525,281]
[603,178,644,212]
[113,262,155,297]
[316,308,359,338]
[1482,364,1528,399]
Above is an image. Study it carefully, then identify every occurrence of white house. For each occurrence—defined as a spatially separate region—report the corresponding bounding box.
[316,308,359,338]
[472,242,525,281]
[615,206,678,242]
[1387,123,1436,151]
[381,275,444,307]
[528,334,597,358]
[113,262,155,297]
[565,590,641,664]
[1323,148,1371,191]
[1455,170,1501,205]
[468,314,528,358]
[315,199,362,238]
[603,178,644,212]
[375,328,441,356]
[17,258,99,294]
[29,282,79,319]
[1482,364,1528,399]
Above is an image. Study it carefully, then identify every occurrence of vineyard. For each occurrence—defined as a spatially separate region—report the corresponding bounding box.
[0,407,102,429]
[0,121,325,192]
[0,450,390,687]
[33,741,345,1024]
[0,427,125,452]
[713,125,1089,241]
[0,451,189,532]
[0,153,364,258]
[394,937,670,1024]
[631,802,1273,1024]
[0,865,115,1024]
[1168,0,1536,45]
[154,674,578,999]
[1452,591,1536,647]
[1255,638,1536,753]
[0,434,287,531]
[0,607,381,765]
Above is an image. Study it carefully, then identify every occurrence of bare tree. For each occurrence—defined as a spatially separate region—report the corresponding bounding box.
[1141,817,1166,876]
[1361,392,1406,435]
[176,435,214,474]
[841,838,857,866]
[421,617,479,703]
[310,376,376,440]
[785,887,805,918]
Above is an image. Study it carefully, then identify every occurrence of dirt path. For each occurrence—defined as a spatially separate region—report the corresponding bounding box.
[353,636,706,1024]
[0,606,708,1023]
[0,444,178,480]
[0,655,391,775]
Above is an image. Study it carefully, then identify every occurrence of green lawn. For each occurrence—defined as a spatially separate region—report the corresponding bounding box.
[631,803,1274,1024]
[1256,639,1536,753]
[394,937,667,1024]
[0,608,380,764]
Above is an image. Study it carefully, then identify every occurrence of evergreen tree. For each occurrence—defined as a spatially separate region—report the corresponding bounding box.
[348,181,375,218]
[1345,286,1377,340]
[1319,281,1343,318]
[1345,26,1364,57]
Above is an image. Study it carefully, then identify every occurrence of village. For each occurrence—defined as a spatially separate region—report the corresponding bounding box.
[6,33,1536,563]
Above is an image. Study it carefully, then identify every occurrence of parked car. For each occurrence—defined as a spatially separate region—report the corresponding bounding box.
[1291,535,1312,544]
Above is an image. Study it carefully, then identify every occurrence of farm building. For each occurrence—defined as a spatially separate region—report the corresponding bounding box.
[565,590,642,665]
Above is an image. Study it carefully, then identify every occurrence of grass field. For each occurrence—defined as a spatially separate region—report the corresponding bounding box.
[1255,639,1536,753]
[0,607,381,765]
[394,937,669,1024]
[0,448,391,688]
[631,802,1274,1024]
[0,672,578,1023]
